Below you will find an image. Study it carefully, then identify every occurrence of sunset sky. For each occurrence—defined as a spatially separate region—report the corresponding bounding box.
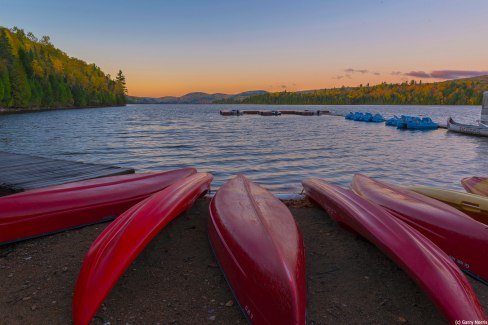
[2,0,488,97]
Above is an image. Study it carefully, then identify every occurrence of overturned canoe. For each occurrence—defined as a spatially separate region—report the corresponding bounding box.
[462,176,488,197]
[209,175,306,324]
[407,185,488,225]
[352,174,488,284]
[0,168,196,245]
[302,178,486,324]
[72,172,212,325]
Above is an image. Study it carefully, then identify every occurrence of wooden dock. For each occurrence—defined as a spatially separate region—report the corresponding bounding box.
[219,109,331,116]
[0,151,134,196]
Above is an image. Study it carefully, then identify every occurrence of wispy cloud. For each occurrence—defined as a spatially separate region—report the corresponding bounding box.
[390,71,402,75]
[373,72,380,76]
[404,71,431,78]
[333,75,344,80]
[344,68,368,74]
[403,70,488,79]
[430,70,488,79]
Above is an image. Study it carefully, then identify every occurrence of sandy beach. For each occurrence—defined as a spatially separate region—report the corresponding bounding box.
[0,198,487,324]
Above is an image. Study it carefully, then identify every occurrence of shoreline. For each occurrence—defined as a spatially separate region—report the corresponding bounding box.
[1,198,486,324]
[127,102,479,106]
[0,105,126,115]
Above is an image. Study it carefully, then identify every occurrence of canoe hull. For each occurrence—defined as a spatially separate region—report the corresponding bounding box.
[72,172,212,325]
[209,175,306,324]
[408,185,488,225]
[447,117,488,136]
[302,178,486,323]
[462,176,488,197]
[0,168,197,244]
[352,174,488,284]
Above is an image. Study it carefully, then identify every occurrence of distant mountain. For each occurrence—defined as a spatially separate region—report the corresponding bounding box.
[127,90,268,104]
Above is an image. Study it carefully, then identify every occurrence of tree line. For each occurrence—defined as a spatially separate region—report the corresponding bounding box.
[215,78,488,105]
[0,26,127,109]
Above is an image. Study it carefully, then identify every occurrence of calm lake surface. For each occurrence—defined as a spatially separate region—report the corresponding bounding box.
[0,104,487,193]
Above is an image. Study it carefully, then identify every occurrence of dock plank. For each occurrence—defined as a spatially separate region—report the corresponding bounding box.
[0,151,134,195]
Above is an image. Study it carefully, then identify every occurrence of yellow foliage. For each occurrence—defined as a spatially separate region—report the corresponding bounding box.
[31,59,44,78]
[51,58,63,74]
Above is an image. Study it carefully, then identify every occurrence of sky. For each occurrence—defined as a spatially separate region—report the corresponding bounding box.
[1,0,488,97]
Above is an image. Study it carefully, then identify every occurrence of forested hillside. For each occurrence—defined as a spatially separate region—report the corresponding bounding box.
[0,26,127,109]
[215,76,488,105]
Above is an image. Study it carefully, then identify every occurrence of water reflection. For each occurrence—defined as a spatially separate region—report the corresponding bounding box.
[0,104,485,192]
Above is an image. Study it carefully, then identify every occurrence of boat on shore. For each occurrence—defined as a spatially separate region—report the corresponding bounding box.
[407,185,488,225]
[208,175,306,324]
[447,117,488,136]
[447,91,488,136]
[351,174,488,284]
[462,176,488,197]
[73,172,213,325]
[0,168,196,245]
[302,178,487,324]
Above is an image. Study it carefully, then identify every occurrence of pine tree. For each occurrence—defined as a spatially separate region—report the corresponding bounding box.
[115,70,127,105]
[116,70,127,94]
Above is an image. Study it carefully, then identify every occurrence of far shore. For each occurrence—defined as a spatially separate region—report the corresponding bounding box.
[0,105,126,115]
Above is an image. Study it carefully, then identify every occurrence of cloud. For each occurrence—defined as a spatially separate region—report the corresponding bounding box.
[404,71,431,78]
[333,75,344,80]
[344,68,368,74]
[281,85,287,89]
[430,70,488,79]
[390,71,402,75]
[373,72,380,76]
[402,70,488,79]
[345,74,352,79]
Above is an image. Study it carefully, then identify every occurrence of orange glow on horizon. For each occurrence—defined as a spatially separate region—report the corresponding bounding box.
[126,74,448,98]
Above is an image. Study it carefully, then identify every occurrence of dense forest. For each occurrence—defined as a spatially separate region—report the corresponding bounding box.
[0,26,127,109]
[215,76,488,105]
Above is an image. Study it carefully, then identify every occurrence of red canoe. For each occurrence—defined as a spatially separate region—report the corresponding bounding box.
[73,172,212,325]
[0,168,196,245]
[302,178,486,323]
[462,176,488,196]
[209,175,306,324]
[351,174,488,284]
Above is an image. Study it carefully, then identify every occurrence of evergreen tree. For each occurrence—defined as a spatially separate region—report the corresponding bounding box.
[115,70,127,105]
[0,26,128,109]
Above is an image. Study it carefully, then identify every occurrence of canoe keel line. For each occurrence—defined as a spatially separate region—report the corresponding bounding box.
[208,175,307,324]
[351,174,488,285]
[302,178,486,323]
[72,172,213,325]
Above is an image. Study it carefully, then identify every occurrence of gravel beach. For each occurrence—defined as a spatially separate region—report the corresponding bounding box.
[1,198,487,324]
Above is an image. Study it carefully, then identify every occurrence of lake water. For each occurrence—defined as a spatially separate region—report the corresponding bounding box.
[0,104,487,193]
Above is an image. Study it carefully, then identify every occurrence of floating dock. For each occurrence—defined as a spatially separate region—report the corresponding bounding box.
[219,109,331,116]
[219,109,447,128]
[0,151,134,196]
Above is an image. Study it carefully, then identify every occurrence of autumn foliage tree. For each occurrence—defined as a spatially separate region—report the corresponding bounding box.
[216,77,488,105]
[0,26,127,109]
